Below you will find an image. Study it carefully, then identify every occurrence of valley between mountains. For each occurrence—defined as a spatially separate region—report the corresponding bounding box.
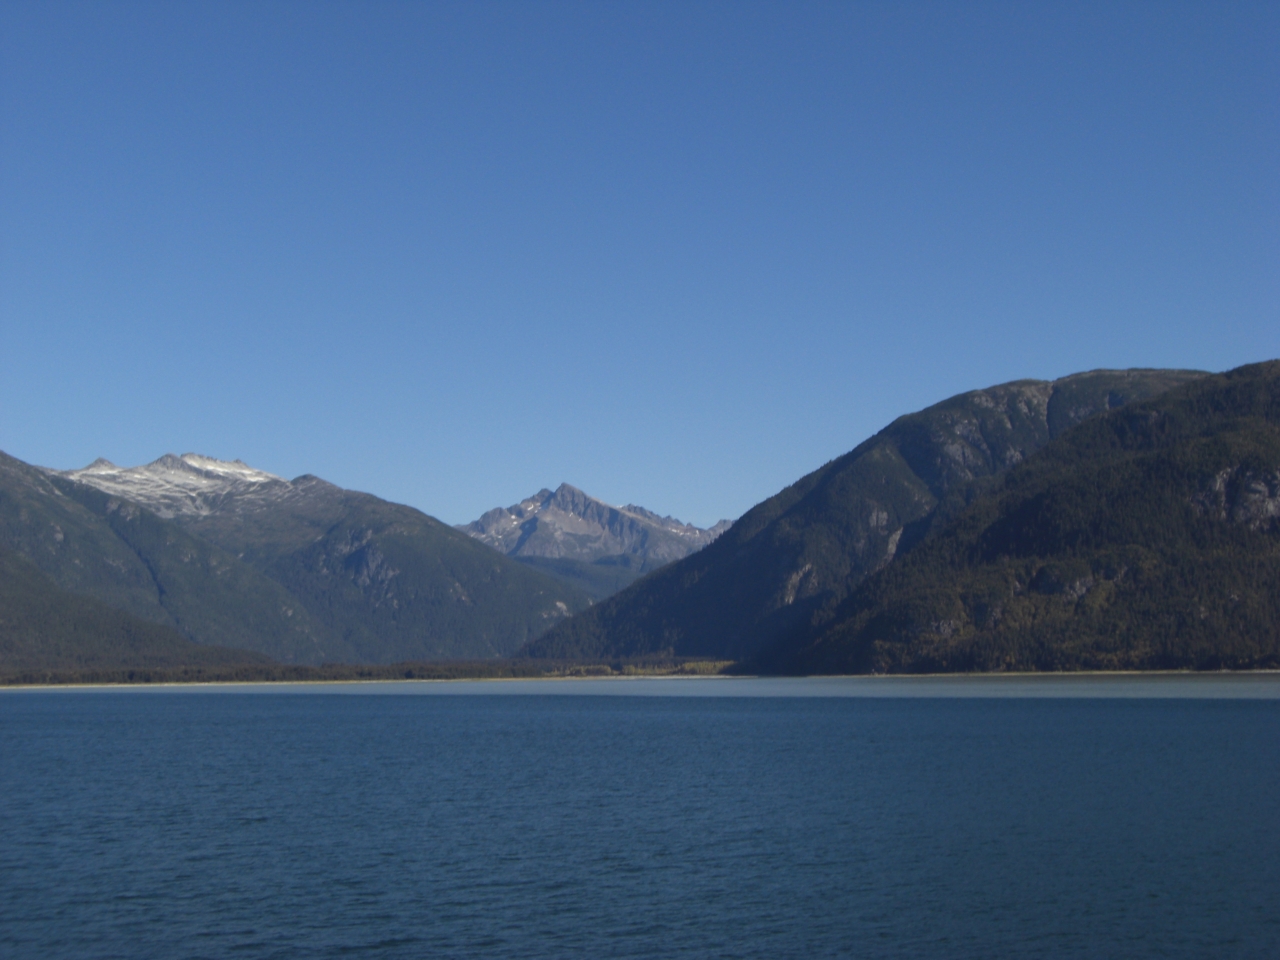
[4,362,1279,681]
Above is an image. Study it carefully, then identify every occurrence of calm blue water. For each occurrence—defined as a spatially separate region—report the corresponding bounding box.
[2,679,1278,959]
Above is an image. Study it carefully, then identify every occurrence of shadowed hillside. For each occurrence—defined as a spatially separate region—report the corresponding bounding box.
[0,547,271,677]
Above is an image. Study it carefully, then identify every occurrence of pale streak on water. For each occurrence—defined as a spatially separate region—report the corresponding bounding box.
[1,675,1277,959]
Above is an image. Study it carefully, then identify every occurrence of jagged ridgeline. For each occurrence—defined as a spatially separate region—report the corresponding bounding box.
[757,361,1280,674]
[458,483,731,601]
[522,368,1208,663]
[0,453,590,665]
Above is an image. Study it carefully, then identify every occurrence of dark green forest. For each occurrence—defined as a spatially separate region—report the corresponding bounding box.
[0,547,268,676]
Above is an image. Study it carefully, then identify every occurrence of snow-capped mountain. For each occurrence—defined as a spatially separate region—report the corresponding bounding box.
[61,453,292,519]
[459,483,731,567]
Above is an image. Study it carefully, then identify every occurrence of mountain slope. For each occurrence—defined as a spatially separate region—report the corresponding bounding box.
[523,368,1207,662]
[0,546,270,676]
[758,361,1280,674]
[1,450,173,622]
[459,483,730,600]
[60,454,592,662]
[54,477,338,662]
[0,450,330,661]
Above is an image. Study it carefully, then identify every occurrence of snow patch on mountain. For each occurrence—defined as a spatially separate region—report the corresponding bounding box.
[61,453,290,519]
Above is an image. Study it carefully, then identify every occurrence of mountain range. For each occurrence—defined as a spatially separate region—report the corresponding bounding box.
[458,483,730,600]
[0,452,590,665]
[7,362,1279,679]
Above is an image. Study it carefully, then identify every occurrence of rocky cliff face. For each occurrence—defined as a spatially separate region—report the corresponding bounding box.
[1193,466,1280,532]
[459,483,731,569]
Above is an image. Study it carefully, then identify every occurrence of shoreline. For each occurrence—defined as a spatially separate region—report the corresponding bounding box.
[4,669,1279,697]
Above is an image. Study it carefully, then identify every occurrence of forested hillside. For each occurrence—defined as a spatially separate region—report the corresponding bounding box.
[756,362,1280,673]
[0,547,269,678]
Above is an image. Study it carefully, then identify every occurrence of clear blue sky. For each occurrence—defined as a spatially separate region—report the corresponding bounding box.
[2,2,1276,527]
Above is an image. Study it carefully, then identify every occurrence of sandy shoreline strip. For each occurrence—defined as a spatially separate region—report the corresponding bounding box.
[3,671,1279,697]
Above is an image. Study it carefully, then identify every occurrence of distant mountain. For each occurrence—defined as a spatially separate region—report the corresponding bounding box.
[0,452,589,664]
[459,483,731,600]
[523,368,1208,662]
[756,361,1280,674]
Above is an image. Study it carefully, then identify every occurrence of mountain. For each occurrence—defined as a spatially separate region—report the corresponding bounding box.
[0,449,330,661]
[0,451,589,664]
[459,483,731,600]
[522,368,1208,662]
[0,545,270,678]
[57,453,592,662]
[756,361,1280,674]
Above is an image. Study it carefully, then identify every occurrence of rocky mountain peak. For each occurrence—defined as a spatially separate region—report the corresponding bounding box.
[459,484,732,566]
[547,483,595,515]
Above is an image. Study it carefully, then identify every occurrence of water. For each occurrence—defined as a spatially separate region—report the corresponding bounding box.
[2,677,1278,958]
